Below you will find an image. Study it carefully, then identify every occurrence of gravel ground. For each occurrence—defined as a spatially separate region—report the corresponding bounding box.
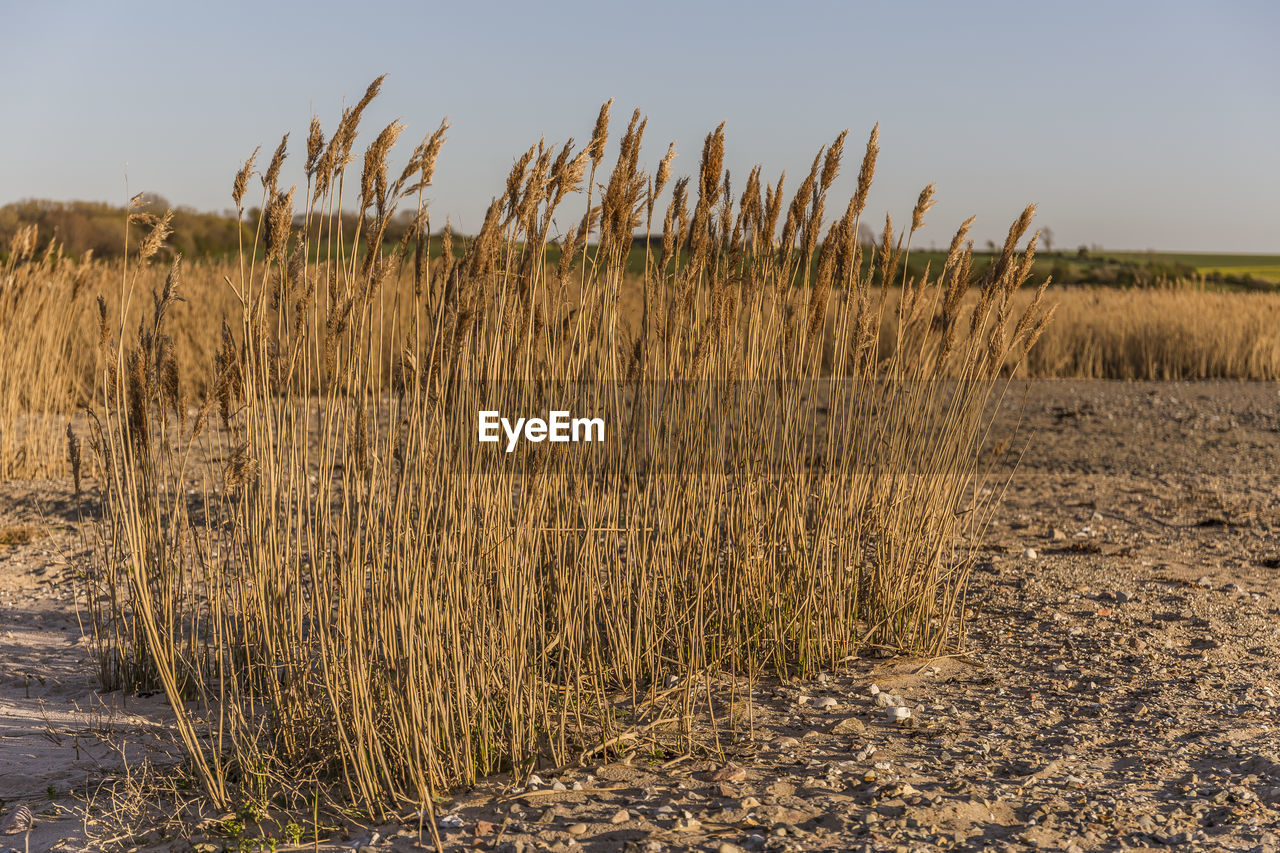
[2,380,1278,852]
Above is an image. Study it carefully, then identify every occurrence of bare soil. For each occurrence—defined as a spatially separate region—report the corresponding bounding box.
[2,380,1278,852]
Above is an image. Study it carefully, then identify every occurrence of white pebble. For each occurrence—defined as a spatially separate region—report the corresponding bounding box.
[887,706,912,723]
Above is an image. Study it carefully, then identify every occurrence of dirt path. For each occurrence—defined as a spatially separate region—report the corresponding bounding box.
[1,380,1278,852]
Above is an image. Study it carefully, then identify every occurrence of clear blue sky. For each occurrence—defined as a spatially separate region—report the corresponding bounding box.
[3,0,1277,252]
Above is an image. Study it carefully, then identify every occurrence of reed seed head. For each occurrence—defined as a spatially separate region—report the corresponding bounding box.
[851,124,879,222]
[820,129,848,193]
[305,118,325,179]
[263,134,289,195]
[655,142,676,198]
[587,99,613,169]
[233,147,260,209]
[910,183,936,234]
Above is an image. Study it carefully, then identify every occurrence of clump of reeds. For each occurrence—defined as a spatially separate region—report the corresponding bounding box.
[0,218,255,481]
[0,230,97,478]
[81,80,1051,826]
[1022,286,1280,379]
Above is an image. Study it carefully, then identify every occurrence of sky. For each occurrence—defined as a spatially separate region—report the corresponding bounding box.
[3,0,1277,253]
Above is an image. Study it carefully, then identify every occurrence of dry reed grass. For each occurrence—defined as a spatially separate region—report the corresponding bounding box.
[0,233,97,478]
[5,251,1277,482]
[0,240,243,480]
[70,81,1058,828]
[5,268,1275,487]
[1022,286,1280,380]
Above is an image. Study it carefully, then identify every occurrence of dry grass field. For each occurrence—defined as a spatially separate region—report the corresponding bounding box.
[1,79,1278,852]
[6,254,1279,484]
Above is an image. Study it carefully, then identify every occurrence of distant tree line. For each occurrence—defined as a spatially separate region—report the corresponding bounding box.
[3,200,1272,291]
[0,198,247,259]
[0,197,423,261]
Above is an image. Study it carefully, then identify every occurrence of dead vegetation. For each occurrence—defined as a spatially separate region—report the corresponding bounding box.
[55,77,1055,828]
[1024,287,1280,380]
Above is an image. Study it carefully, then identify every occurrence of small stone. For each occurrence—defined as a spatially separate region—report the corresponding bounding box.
[711,763,748,783]
[567,822,588,836]
[875,691,895,707]
[719,843,745,853]
[831,716,867,735]
[476,820,496,835]
[437,813,464,829]
[1024,548,1039,560]
[1051,528,1067,542]
[610,808,630,824]
[814,697,838,710]
[1195,576,1213,588]
[775,736,801,749]
[741,796,761,809]
[674,815,701,831]
[1090,511,1104,522]
[869,683,881,696]
[527,774,544,787]
[887,706,912,723]
[551,780,567,791]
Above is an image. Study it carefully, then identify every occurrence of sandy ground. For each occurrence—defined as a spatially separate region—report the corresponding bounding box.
[1,380,1278,852]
